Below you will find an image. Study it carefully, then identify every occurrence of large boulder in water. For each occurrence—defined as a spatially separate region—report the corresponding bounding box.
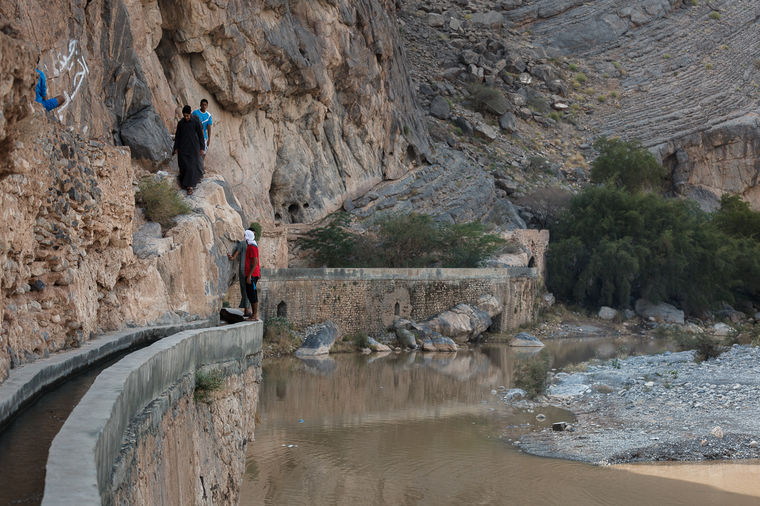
[423,303,492,342]
[296,321,339,357]
[510,332,544,347]
[367,337,392,352]
[635,299,684,324]
[395,327,418,349]
[422,336,458,352]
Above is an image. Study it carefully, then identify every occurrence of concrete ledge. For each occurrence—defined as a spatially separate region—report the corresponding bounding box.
[42,321,262,506]
[262,266,538,280]
[0,321,210,429]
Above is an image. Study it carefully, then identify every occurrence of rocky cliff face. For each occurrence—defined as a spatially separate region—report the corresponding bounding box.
[0,0,430,380]
[3,0,429,225]
[0,30,247,381]
[514,0,760,208]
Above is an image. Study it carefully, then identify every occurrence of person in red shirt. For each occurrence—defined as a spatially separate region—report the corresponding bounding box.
[243,229,260,321]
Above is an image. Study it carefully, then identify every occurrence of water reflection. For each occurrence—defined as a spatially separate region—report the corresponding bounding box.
[242,339,760,505]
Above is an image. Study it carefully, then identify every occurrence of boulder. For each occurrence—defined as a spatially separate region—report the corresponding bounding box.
[430,95,451,119]
[427,13,445,28]
[453,116,474,136]
[510,332,544,347]
[469,11,505,28]
[498,112,517,132]
[295,321,339,357]
[422,336,458,352]
[712,322,734,336]
[133,222,173,258]
[474,122,499,141]
[504,388,526,402]
[367,336,392,352]
[635,299,685,324]
[475,294,501,318]
[598,306,618,321]
[715,305,746,323]
[423,303,492,342]
[395,327,418,348]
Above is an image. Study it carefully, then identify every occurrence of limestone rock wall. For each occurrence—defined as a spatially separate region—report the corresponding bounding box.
[0,110,137,382]
[111,362,260,506]
[0,104,246,381]
[0,33,247,381]
[3,0,430,227]
[654,115,760,211]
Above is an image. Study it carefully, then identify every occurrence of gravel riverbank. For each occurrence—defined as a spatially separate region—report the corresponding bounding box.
[515,345,760,464]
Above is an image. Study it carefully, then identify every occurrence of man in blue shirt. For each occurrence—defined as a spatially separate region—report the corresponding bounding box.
[192,99,213,152]
[35,69,66,111]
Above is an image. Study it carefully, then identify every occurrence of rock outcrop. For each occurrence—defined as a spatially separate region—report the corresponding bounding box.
[3,0,430,225]
[0,0,432,381]
[0,34,247,381]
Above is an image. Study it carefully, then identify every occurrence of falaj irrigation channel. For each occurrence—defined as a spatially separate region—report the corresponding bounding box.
[2,333,759,504]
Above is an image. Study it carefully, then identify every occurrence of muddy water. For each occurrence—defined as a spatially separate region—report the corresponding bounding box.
[242,339,760,505]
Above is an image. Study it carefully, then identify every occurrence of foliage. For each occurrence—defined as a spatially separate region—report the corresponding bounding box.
[297,212,506,268]
[590,137,666,192]
[671,332,723,362]
[295,212,357,267]
[467,83,509,116]
[136,177,191,229]
[712,194,760,240]
[513,350,551,398]
[438,222,507,268]
[195,369,224,402]
[546,186,758,313]
[264,316,294,344]
[373,213,440,267]
[249,222,263,241]
[348,331,370,348]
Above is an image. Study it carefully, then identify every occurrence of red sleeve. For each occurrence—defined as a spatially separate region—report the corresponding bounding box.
[244,246,253,277]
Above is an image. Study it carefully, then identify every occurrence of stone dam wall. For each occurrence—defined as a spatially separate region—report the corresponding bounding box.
[258,267,540,335]
[43,322,262,505]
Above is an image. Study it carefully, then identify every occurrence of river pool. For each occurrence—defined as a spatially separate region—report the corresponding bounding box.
[241,339,760,505]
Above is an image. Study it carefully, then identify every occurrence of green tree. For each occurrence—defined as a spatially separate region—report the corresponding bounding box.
[547,186,737,313]
[712,194,760,240]
[295,212,358,267]
[590,137,666,192]
[438,222,506,268]
[375,213,440,267]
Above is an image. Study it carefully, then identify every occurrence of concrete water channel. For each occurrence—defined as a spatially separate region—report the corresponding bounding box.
[1,333,759,504]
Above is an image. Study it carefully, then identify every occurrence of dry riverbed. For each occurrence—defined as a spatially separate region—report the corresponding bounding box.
[512,344,760,464]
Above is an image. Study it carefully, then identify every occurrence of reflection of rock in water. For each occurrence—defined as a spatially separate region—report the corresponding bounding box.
[422,352,497,382]
[366,351,392,364]
[297,355,337,376]
[512,347,544,360]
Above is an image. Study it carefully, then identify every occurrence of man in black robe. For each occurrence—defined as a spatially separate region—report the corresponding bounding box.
[173,105,205,194]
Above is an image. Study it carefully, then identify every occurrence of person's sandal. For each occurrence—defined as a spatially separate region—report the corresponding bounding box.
[187,187,193,195]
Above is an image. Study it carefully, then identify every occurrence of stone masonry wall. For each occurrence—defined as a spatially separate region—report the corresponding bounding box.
[258,267,539,335]
[110,359,260,506]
